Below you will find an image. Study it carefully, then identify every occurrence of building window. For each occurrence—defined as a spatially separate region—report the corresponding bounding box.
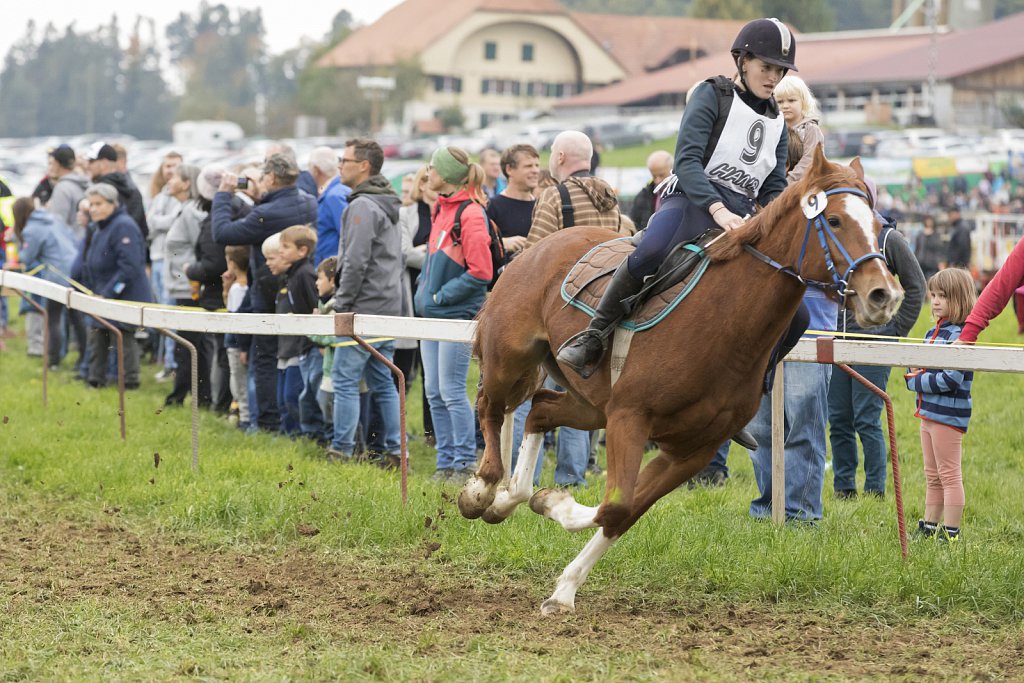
[481,78,522,97]
[522,43,534,62]
[484,41,497,61]
[432,75,462,94]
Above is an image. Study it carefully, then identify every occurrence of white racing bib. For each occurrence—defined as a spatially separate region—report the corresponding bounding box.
[704,95,784,196]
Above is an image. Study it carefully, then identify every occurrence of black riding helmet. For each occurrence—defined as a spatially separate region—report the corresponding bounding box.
[731,17,798,73]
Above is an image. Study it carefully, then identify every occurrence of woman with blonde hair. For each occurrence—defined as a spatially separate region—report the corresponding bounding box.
[414,147,492,483]
[146,150,184,380]
[774,74,824,183]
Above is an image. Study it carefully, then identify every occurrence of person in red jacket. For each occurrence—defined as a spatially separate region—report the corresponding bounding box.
[956,236,1024,344]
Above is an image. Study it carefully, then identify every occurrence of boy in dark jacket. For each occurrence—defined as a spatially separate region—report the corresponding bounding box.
[272,225,323,438]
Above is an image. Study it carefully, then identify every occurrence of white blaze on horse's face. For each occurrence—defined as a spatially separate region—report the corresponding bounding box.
[841,195,879,252]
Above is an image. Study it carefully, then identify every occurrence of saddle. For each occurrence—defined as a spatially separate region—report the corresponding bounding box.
[560,230,720,332]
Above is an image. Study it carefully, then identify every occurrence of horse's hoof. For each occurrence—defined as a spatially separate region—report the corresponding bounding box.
[540,598,574,616]
[457,476,496,519]
[529,487,573,517]
[481,506,510,524]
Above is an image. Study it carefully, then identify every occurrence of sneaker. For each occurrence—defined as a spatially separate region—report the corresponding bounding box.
[834,489,858,500]
[938,525,961,542]
[446,469,474,486]
[325,447,350,463]
[586,460,604,476]
[378,453,402,470]
[915,519,938,538]
[154,368,174,383]
[430,468,453,483]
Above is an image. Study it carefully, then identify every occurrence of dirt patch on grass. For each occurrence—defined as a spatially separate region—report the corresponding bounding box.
[2,506,1021,681]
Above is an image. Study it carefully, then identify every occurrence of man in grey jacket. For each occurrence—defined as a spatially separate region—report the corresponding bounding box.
[327,137,404,467]
[828,178,926,498]
[45,144,90,239]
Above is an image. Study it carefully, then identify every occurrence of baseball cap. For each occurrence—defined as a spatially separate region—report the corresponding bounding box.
[88,142,118,162]
[48,144,76,169]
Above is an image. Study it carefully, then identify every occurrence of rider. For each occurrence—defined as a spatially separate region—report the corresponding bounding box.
[557,18,798,378]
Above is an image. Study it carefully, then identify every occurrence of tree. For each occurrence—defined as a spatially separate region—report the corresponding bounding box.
[0,17,174,138]
[689,0,760,19]
[165,2,269,133]
[763,0,834,32]
[437,104,465,131]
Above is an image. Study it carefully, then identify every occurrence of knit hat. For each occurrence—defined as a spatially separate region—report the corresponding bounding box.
[430,147,469,185]
[197,163,226,201]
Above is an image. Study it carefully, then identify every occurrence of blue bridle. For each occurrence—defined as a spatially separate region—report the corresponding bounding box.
[743,186,886,304]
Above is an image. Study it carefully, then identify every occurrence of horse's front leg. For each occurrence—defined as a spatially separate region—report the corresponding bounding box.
[540,529,618,615]
[480,430,544,523]
[458,393,507,519]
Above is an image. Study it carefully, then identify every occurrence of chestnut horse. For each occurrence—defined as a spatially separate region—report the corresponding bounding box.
[459,148,903,614]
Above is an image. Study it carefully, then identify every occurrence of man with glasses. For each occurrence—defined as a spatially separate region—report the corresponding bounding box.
[212,153,318,433]
[327,138,404,468]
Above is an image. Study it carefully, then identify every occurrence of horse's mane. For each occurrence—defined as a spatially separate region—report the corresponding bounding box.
[707,162,863,263]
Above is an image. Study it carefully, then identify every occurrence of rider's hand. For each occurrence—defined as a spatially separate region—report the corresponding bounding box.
[711,204,744,231]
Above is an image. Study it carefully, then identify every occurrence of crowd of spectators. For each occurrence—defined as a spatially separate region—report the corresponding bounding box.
[1,130,1020,492]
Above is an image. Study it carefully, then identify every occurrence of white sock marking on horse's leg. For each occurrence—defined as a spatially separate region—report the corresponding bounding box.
[487,432,544,517]
[543,529,616,614]
[544,491,600,532]
[500,410,514,482]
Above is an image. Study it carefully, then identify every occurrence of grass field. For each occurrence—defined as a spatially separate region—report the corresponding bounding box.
[2,297,1023,681]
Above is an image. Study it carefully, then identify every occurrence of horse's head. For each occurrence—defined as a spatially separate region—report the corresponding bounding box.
[795,147,903,327]
[713,145,903,328]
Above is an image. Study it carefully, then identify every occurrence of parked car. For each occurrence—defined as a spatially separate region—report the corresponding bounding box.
[582,120,650,150]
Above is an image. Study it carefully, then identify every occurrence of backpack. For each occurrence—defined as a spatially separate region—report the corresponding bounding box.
[447,199,507,290]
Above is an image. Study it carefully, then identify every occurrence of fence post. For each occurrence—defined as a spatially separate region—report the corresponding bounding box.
[85,315,126,441]
[16,292,49,407]
[770,363,786,525]
[159,329,199,473]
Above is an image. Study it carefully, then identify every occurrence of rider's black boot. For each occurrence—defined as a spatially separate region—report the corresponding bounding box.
[556,261,644,379]
[732,427,758,450]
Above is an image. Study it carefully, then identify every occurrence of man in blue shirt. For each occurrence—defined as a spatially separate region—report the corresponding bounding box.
[308,146,351,265]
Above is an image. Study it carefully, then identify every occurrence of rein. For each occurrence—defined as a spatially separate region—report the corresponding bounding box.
[742,186,885,305]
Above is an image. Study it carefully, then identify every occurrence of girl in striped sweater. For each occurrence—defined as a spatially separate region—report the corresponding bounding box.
[905,268,977,540]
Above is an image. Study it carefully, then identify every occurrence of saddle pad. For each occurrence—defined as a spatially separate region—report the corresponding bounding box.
[561,237,710,332]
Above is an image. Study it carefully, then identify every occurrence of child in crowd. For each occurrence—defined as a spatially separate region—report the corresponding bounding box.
[308,256,338,447]
[255,232,285,430]
[223,244,251,429]
[271,225,321,438]
[774,74,824,184]
[905,268,977,541]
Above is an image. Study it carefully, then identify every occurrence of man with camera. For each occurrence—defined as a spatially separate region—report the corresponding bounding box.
[211,153,318,433]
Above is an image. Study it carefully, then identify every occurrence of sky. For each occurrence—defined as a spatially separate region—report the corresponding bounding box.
[0,0,404,62]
